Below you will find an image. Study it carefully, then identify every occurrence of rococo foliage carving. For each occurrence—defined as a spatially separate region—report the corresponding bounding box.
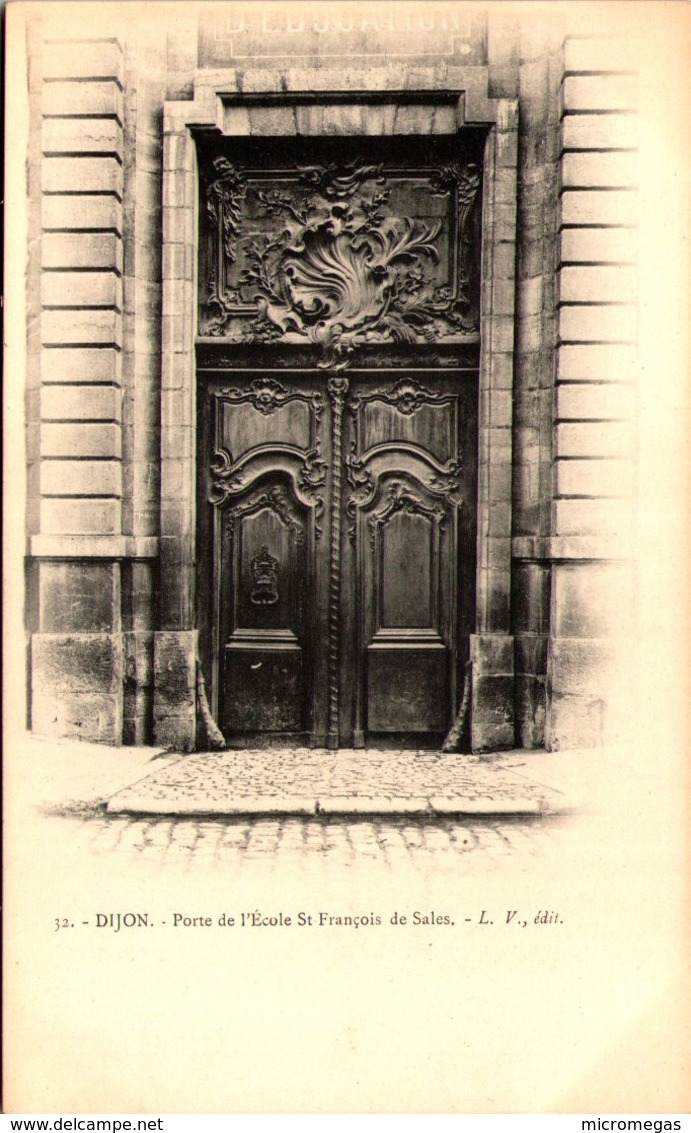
[366,480,446,552]
[200,155,482,367]
[214,376,323,420]
[345,450,463,542]
[349,376,452,417]
[225,485,306,546]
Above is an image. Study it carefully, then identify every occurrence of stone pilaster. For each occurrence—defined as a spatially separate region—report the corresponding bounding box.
[29,27,126,743]
[547,34,638,749]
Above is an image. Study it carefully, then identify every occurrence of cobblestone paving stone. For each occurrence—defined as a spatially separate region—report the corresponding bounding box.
[106,748,566,816]
[45,810,573,872]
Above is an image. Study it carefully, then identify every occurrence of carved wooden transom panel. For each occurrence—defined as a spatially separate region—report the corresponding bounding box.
[197,136,484,367]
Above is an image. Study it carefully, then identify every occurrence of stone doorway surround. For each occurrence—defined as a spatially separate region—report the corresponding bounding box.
[156,63,519,753]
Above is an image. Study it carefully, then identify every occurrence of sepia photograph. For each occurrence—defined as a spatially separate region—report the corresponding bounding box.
[3,0,689,1117]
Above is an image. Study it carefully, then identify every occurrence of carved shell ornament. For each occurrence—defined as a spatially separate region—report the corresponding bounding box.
[201,158,482,367]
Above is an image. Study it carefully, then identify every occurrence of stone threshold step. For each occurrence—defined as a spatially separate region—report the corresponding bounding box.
[105,795,571,819]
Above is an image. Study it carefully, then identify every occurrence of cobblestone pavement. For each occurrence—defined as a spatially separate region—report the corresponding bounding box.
[44,807,574,872]
[106,747,568,816]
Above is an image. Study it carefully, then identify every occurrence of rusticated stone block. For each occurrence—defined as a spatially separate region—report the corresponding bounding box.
[560,112,637,152]
[41,384,120,422]
[41,309,120,347]
[556,421,634,460]
[31,690,123,744]
[40,497,121,536]
[555,458,632,499]
[562,74,637,113]
[556,381,635,422]
[40,347,121,386]
[546,692,606,751]
[559,265,637,305]
[470,632,514,675]
[514,671,546,750]
[42,117,123,155]
[560,189,637,227]
[42,80,123,119]
[561,151,638,190]
[41,271,122,309]
[42,193,122,233]
[553,561,634,639]
[471,675,515,752]
[40,458,122,497]
[554,497,633,538]
[42,232,123,272]
[31,632,122,694]
[559,227,637,266]
[42,156,123,197]
[557,343,637,382]
[40,421,121,458]
[42,40,123,82]
[559,304,637,344]
[563,36,638,73]
[38,562,116,632]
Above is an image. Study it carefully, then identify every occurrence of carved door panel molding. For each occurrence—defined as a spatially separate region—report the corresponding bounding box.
[342,373,477,746]
[198,373,328,741]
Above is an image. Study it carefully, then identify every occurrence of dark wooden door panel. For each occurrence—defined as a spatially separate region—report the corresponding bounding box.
[221,480,309,734]
[224,644,304,732]
[198,368,477,748]
[380,509,434,627]
[367,645,448,732]
[344,373,475,745]
[199,372,327,744]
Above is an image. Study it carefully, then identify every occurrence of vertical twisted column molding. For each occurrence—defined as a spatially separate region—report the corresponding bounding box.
[326,376,349,749]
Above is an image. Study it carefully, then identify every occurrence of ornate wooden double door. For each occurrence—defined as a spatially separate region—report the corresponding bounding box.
[195,134,483,747]
[198,367,477,748]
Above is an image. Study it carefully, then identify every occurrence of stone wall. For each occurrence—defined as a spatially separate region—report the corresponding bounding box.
[548,34,637,748]
[27,18,128,742]
[22,3,637,752]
